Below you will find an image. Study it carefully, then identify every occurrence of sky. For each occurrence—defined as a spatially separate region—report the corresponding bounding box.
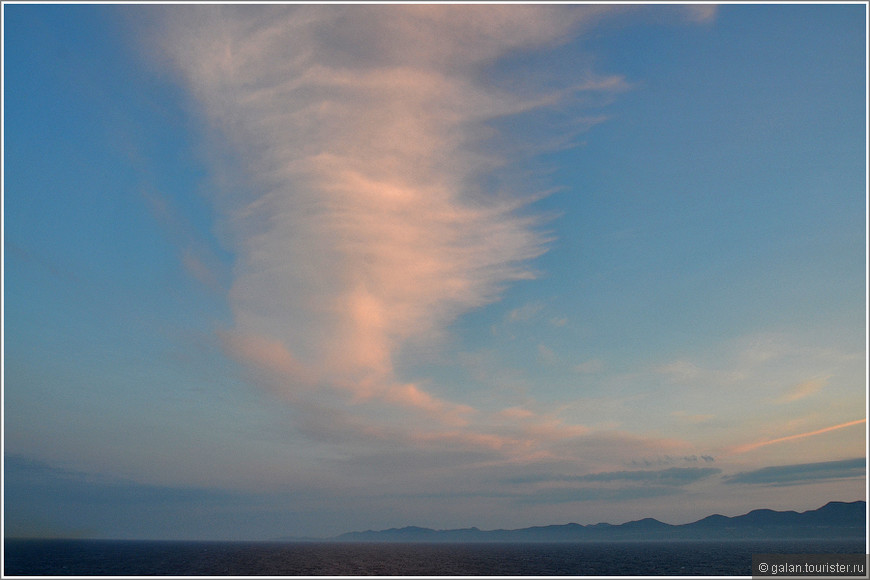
[2,2,867,541]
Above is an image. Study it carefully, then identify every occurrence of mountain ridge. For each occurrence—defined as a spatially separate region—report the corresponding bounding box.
[329,501,866,543]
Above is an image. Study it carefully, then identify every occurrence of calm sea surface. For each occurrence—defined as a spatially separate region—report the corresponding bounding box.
[4,538,866,576]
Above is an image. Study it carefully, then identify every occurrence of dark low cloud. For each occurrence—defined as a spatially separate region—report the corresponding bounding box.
[576,467,721,484]
[4,454,242,506]
[629,454,715,467]
[517,485,684,504]
[507,466,721,486]
[2,454,293,540]
[723,457,866,486]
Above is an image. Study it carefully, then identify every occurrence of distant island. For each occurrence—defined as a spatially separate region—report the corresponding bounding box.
[326,501,865,543]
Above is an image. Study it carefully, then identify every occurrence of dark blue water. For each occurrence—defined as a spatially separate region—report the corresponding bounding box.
[4,538,865,576]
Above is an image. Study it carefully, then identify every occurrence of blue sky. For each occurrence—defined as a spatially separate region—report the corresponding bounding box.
[3,3,867,541]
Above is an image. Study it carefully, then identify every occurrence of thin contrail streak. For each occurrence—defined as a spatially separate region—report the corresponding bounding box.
[731,418,866,454]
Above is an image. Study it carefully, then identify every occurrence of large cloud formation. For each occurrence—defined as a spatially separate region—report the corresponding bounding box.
[157,5,622,413]
[151,5,718,466]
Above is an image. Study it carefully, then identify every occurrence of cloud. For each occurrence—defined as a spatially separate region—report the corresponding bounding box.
[3,454,248,539]
[682,4,718,24]
[141,188,226,291]
[654,359,742,386]
[156,5,621,398]
[149,4,721,457]
[629,455,715,467]
[507,301,545,323]
[5,240,81,283]
[504,463,722,506]
[671,410,714,423]
[653,332,836,391]
[180,248,220,290]
[723,457,866,486]
[574,358,605,374]
[3,453,369,540]
[775,375,829,403]
[508,466,721,486]
[537,343,558,364]
[517,485,684,505]
[220,330,315,391]
[730,419,866,454]
[498,406,537,421]
[650,333,865,442]
[221,328,475,426]
[575,467,721,484]
[4,454,240,506]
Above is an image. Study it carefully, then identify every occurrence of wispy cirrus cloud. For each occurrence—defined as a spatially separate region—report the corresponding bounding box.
[156,5,625,421]
[149,5,721,464]
[775,375,829,404]
[729,419,866,454]
[142,188,226,291]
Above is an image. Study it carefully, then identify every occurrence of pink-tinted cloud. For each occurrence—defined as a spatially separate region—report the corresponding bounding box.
[730,419,867,455]
[220,330,316,392]
[153,5,715,461]
[775,375,829,403]
[157,5,622,407]
[142,188,225,291]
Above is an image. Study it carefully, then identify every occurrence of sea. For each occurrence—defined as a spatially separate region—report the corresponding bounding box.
[3,538,866,577]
